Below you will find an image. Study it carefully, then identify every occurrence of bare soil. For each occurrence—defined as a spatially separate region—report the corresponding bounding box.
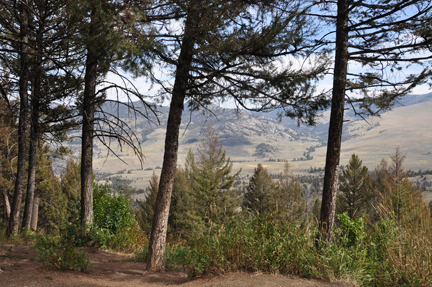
[0,244,355,287]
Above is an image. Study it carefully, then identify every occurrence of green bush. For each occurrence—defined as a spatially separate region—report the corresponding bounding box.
[61,183,146,251]
[335,212,367,248]
[130,208,432,286]
[62,223,108,248]
[34,235,90,272]
[93,184,134,234]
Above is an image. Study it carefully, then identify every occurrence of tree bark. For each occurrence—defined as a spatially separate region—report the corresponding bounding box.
[2,189,11,221]
[80,48,97,227]
[22,58,41,231]
[22,91,39,231]
[146,10,197,272]
[30,189,39,230]
[319,0,349,242]
[7,0,30,237]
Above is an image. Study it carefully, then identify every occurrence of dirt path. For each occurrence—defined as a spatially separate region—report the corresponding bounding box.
[0,244,355,287]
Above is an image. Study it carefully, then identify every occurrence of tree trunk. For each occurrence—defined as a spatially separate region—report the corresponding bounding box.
[319,0,349,242]
[2,190,11,221]
[22,62,41,231]
[22,95,39,231]
[80,48,97,227]
[146,10,196,272]
[30,189,39,230]
[7,0,30,237]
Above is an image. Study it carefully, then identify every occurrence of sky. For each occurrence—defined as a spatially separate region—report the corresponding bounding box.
[104,1,432,110]
[105,66,432,110]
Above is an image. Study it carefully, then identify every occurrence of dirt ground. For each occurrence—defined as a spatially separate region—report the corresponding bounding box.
[0,244,355,287]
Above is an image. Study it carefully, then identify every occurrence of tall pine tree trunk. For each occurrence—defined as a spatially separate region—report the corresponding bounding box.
[30,189,38,230]
[79,7,99,227]
[2,190,11,221]
[146,10,196,272]
[22,86,39,230]
[7,0,30,237]
[81,48,97,226]
[22,56,41,231]
[319,0,349,242]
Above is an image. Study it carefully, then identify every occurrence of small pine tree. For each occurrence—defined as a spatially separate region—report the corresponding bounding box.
[61,158,81,225]
[429,200,432,218]
[336,154,372,220]
[243,163,277,216]
[277,163,305,224]
[374,148,419,229]
[138,171,158,234]
[193,124,241,228]
[169,165,201,239]
[36,145,65,233]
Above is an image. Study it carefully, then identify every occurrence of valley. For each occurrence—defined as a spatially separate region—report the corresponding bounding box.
[63,93,432,201]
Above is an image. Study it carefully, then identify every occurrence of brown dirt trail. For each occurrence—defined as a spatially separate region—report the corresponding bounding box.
[0,244,355,287]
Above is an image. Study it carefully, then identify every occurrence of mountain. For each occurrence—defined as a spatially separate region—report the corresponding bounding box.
[256,92,432,140]
[62,92,432,193]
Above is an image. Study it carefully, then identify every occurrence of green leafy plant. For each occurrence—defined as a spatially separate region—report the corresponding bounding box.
[62,223,105,248]
[34,235,90,272]
[93,184,134,234]
[335,212,367,248]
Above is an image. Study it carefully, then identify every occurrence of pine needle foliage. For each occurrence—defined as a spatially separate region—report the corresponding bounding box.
[278,163,305,224]
[193,125,241,229]
[169,165,200,240]
[137,171,158,234]
[336,154,372,220]
[61,158,82,226]
[243,163,277,216]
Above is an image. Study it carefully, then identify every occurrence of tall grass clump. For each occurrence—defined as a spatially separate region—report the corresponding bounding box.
[367,182,432,286]
[177,215,372,285]
[164,200,432,287]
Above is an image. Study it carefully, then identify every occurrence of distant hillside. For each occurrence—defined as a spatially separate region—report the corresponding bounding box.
[259,92,432,141]
[61,92,432,193]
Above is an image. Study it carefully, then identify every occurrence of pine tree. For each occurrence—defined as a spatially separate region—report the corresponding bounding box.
[372,148,418,229]
[35,145,65,233]
[169,166,200,239]
[311,197,322,225]
[0,98,16,223]
[138,171,158,234]
[193,125,241,229]
[68,0,155,226]
[5,0,31,237]
[146,0,328,270]
[60,158,82,226]
[243,163,277,217]
[278,163,305,224]
[336,154,371,220]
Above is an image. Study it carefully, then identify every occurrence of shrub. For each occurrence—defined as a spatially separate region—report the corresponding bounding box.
[61,183,146,251]
[62,223,106,248]
[34,235,90,272]
[93,184,134,234]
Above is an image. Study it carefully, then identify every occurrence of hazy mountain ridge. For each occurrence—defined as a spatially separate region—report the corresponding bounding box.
[98,92,432,149]
[269,92,432,143]
[64,91,432,192]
